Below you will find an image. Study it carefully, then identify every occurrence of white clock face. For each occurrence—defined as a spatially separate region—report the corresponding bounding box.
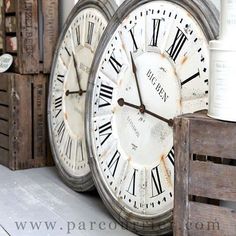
[90,1,209,217]
[49,8,107,177]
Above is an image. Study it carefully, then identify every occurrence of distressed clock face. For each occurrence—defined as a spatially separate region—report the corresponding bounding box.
[49,8,107,179]
[89,1,209,218]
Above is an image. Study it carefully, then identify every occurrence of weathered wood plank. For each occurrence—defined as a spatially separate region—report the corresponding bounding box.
[173,117,190,236]
[0,147,9,167]
[188,202,236,236]
[17,0,39,74]
[42,0,59,73]
[190,118,236,160]
[11,74,32,170]
[0,119,9,134]
[33,74,46,164]
[0,91,8,105]
[0,73,53,170]
[189,160,236,202]
[0,106,9,120]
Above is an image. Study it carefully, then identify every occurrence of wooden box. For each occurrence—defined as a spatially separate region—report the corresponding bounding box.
[173,111,236,236]
[1,0,58,74]
[0,73,54,170]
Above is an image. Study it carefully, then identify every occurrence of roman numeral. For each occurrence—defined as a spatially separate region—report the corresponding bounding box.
[166,147,174,166]
[151,165,164,197]
[99,121,112,145]
[127,169,138,196]
[57,120,66,143]
[166,28,187,62]
[65,47,71,57]
[109,53,122,74]
[107,150,121,177]
[99,84,114,108]
[181,70,200,86]
[57,74,65,83]
[86,22,94,45]
[149,19,161,47]
[129,24,138,52]
[55,97,63,118]
[75,25,80,45]
[65,136,73,159]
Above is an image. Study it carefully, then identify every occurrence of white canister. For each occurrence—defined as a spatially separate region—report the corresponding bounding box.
[220,0,236,41]
[208,40,236,122]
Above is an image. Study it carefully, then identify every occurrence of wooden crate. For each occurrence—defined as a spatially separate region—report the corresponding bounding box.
[173,111,236,236]
[1,0,58,74]
[0,73,53,170]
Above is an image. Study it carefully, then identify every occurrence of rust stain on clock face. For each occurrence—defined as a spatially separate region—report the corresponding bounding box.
[160,154,173,188]
[64,112,68,120]
[181,56,188,65]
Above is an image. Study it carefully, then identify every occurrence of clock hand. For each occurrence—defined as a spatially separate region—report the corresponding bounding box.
[66,90,86,96]
[72,52,85,95]
[118,98,173,127]
[130,52,145,113]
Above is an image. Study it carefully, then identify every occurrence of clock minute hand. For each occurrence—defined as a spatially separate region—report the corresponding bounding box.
[72,52,84,95]
[118,98,173,127]
[130,52,145,113]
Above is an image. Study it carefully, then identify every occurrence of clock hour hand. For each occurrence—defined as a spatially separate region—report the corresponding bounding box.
[72,52,85,95]
[130,52,145,113]
[118,98,173,127]
[66,89,86,96]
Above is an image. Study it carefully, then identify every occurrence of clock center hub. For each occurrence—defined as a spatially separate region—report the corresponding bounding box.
[115,51,181,166]
[63,46,94,139]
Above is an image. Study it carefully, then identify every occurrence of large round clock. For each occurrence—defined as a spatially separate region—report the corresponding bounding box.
[48,0,117,192]
[86,0,218,234]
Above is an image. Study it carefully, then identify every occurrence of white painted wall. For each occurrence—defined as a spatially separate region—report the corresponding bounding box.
[59,0,221,29]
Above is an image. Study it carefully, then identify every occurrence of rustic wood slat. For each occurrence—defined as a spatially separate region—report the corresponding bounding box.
[33,74,46,164]
[0,119,9,134]
[0,147,9,167]
[42,0,59,73]
[189,160,236,202]
[0,91,8,105]
[173,117,190,236]
[188,202,236,236]
[2,0,58,74]
[0,133,8,149]
[0,73,54,170]
[0,106,9,120]
[190,118,236,160]
[9,73,32,170]
[0,74,9,91]
[174,112,236,236]
[17,0,39,74]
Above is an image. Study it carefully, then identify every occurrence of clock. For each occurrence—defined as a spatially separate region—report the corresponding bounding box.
[48,0,117,192]
[85,0,218,234]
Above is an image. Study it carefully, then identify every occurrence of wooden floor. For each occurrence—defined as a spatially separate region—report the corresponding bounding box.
[0,165,136,236]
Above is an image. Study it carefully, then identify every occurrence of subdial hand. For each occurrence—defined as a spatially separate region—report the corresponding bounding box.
[117,98,173,127]
[130,52,145,113]
[72,51,85,95]
[66,90,86,96]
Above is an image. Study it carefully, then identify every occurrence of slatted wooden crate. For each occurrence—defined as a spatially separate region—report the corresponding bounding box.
[0,73,53,170]
[173,111,236,236]
[1,0,58,74]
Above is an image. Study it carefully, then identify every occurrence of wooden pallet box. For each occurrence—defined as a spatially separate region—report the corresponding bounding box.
[0,73,53,170]
[173,111,236,236]
[1,0,58,74]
